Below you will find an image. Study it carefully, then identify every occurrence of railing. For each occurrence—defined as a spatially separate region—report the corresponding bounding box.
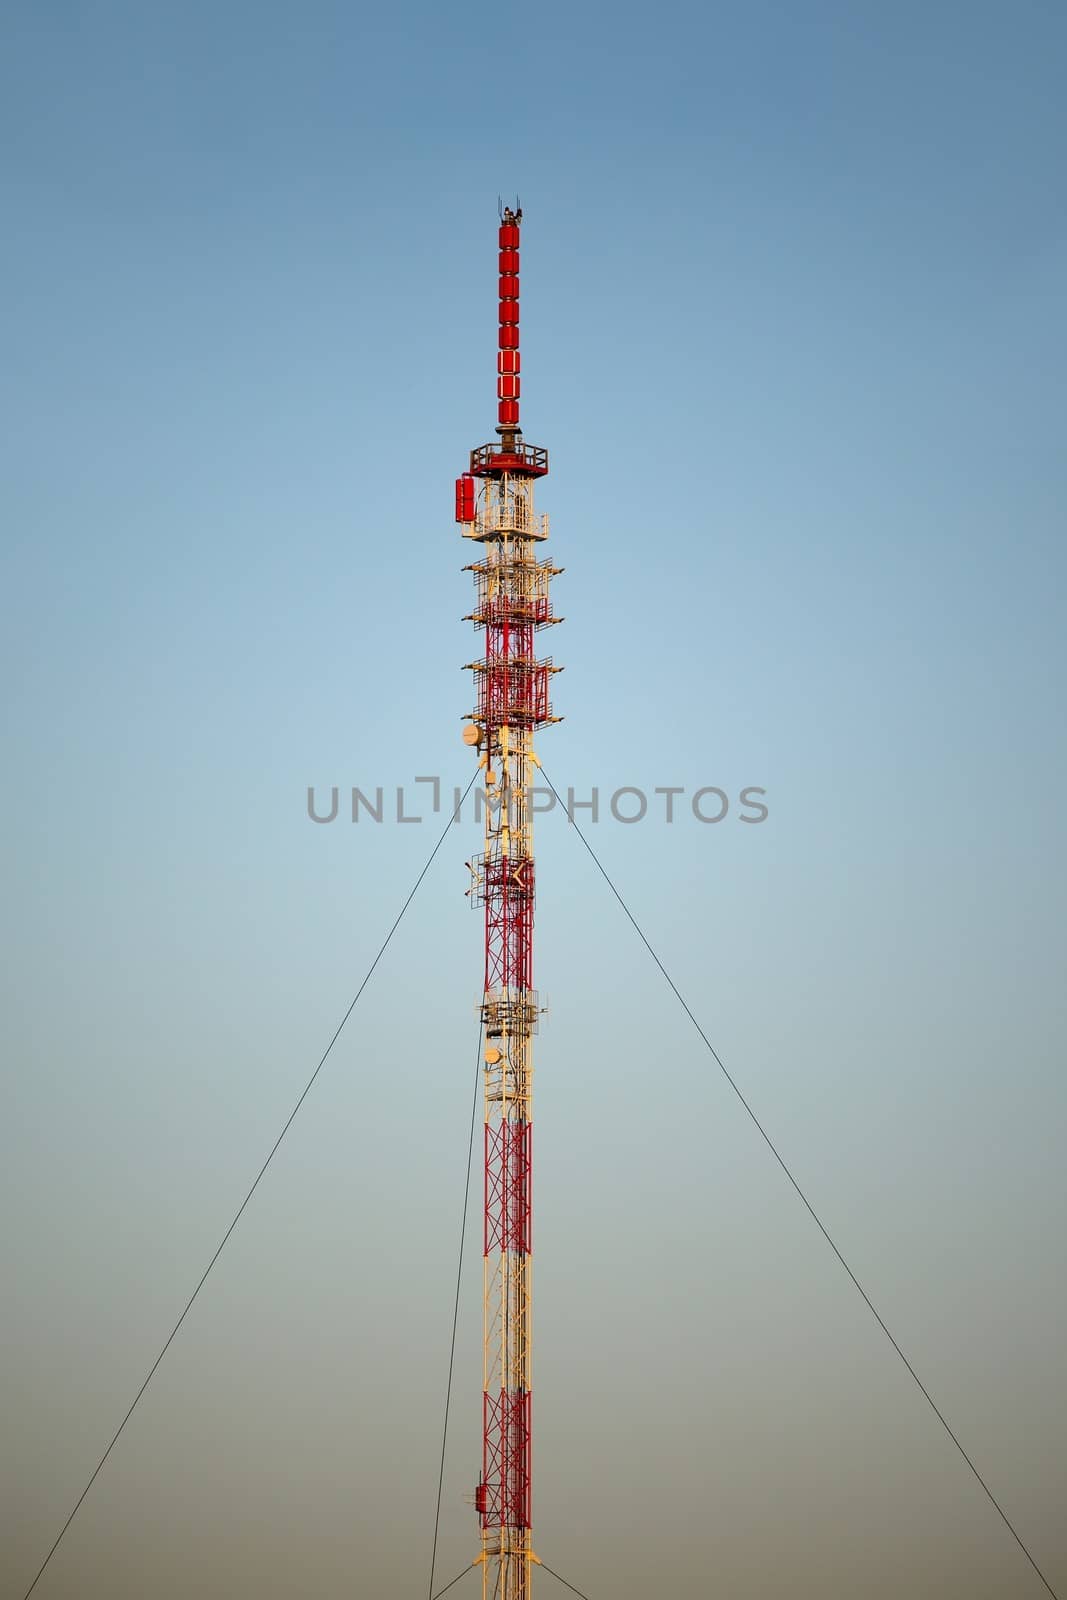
[469,596,555,626]
[474,502,549,541]
[470,441,549,476]
[470,658,556,727]
[482,990,541,1036]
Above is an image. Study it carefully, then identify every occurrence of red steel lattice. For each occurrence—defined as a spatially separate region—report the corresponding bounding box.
[480,1391,532,1530]
[485,1120,532,1255]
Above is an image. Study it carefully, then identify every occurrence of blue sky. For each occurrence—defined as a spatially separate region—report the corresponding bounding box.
[2,3,1065,1597]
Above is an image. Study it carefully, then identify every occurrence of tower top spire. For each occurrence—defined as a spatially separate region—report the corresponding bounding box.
[462,207,547,479]
[496,206,523,451]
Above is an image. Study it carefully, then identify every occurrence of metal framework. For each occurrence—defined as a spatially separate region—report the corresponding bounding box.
[455,207,561,1600]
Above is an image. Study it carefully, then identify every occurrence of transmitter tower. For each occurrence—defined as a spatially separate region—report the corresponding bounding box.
[454,206,561,1600]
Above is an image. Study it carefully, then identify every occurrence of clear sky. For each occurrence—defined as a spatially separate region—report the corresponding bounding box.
[2,2,1065,1597]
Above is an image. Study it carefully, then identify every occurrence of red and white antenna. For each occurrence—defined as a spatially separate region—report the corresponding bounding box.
[455,207,562,1600]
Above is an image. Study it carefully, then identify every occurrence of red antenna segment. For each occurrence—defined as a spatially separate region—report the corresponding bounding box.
[497,208,522,439]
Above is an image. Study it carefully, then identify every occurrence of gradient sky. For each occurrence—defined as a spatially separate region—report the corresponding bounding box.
[2,2,1065,1597]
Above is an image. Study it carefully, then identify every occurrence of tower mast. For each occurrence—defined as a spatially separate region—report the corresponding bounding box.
[455,207,561,1600]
